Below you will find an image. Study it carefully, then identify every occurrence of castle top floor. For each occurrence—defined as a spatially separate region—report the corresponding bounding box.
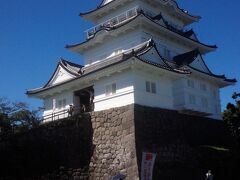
[80,0,201,29]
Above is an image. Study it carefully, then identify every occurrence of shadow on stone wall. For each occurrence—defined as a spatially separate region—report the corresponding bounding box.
[134,105,239,180]
[0,105,239,180]
[0,113,94,180]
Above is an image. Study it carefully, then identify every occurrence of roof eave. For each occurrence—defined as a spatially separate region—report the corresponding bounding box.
[27,41,192,98]
[188,66,237,87]
[79,0,130,22]
[80,0,201,25]
[219,80,236,88]
[66,14,217,54]
[183,16,201,26]
[26,58,134,97]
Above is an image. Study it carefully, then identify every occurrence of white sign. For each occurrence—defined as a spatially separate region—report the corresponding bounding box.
[141,152,156,180]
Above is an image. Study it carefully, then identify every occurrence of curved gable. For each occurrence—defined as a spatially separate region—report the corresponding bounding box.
[189,54,211,74]
[47,65,76,87]
[189,33,198,41]
[101,0,113,6]
[140,48,164,65]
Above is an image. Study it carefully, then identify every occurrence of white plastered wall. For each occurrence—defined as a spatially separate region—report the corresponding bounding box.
[43,91,74,120]
[83,30,142,65]
[96,1,140,24]
[94,69,135,111]
[97,0,184,29]
[172,76,222,119]
[133,69,174,109]
[42,67,222,119]
[141,29,190,57]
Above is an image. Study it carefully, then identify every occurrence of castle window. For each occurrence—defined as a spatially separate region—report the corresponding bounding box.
[146,81,156,94]
[57,99,66,110]
[110,17,118,26]
[200,83,207,91]
[105,83,116,96]
[189,94,196,104]
[127,8,136,18]
[118,14,127,22]
[187,80,195,88]
[201,97,208,108]
[212,88,217,99]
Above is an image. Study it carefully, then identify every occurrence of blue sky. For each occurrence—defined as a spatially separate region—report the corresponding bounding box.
[0,0,239,110]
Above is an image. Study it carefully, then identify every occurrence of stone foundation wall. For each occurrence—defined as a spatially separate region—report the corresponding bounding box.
[0,104,239,180]
[0,105,139,180]
[0,114,93,180]
[89,105,138,180]
[134,105,238,180]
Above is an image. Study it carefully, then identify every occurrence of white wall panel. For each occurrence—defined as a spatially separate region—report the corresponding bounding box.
[94,70,135,111]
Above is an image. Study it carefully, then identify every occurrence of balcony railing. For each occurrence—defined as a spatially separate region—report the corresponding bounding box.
[41,105,92,123]
[84,5,185,39]
[85,6,140,39]
[42,108,71,123]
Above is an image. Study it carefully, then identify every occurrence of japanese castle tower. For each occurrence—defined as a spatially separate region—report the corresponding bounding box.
[27,0,236,120]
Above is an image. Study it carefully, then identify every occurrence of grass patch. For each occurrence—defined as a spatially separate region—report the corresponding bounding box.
[199,145,230,152]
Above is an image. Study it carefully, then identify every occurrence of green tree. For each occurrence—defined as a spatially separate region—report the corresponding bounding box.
[223,92,240,144]
[0,97,40,134]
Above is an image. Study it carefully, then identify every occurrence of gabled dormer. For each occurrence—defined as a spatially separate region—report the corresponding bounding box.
[189,54,211,74]
[100,0,111,6]
[172,50,236,87]
[41,58,82,89]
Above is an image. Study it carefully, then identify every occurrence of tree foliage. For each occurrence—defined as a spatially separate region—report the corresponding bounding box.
[223,92,240,144]
[0,97,40,135]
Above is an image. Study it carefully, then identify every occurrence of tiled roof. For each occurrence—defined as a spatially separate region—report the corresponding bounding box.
[27,39,235,95]
[183,29,195,38]
[59,58,83,76]
[82,39,189,75]
[66,12,216,51]
[42,58,83,89]
[152,13,198,40]
[171,50,237,83]
[188,66,237,83]
[27,39,190,95]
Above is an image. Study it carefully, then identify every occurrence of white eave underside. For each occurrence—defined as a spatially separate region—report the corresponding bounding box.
[188,67,235,88]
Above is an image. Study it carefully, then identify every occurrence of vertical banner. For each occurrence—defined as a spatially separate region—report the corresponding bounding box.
[141,152,156,180]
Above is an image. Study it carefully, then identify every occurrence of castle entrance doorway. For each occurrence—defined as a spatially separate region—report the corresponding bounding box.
[74,86,94,113]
